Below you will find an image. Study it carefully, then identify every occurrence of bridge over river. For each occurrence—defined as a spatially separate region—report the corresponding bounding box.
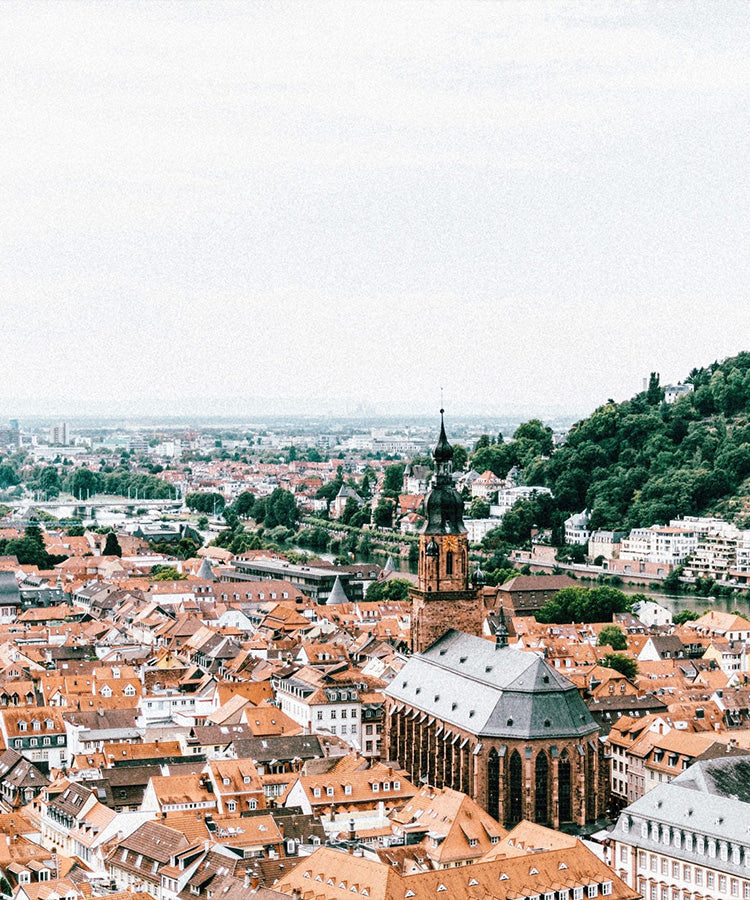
[17,494,184,520]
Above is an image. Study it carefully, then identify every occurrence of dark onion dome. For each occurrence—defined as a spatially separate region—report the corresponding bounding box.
[423,410,467,535]
[433,409,454,463]
[471,566,486,588]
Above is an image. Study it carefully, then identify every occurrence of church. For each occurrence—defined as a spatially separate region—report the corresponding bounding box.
[384,413,607,829]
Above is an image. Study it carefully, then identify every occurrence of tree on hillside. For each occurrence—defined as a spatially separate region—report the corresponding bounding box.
[646,372,663,405]
[513,419,554,461]
[103,532,122,557]
[597,625,627,650]
[468,498,490,519]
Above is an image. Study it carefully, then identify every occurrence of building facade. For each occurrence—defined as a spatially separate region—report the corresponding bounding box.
[610,756,750,900]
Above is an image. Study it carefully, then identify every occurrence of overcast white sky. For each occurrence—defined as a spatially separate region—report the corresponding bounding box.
[3,0,750,419]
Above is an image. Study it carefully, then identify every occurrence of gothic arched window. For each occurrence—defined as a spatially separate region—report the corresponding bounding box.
[487,748,500,821]
[509,750,523,824]
[559,751,572,823]
[535,751,549,824]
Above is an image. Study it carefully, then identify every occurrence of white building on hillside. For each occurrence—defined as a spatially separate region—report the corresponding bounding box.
[620,526,698,565]
[565,509,591,546]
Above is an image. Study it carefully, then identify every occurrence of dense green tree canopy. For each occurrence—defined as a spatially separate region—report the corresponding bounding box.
[536,585,632,623]
[0,524,65,568]
[383,464,405,496]
[602,653,638,680]
[261,488,299,530]
[365,577,411,603]
[185,492,225,514]
[103,531,122,557]
[597,624,627,650]
[528,353,750,530]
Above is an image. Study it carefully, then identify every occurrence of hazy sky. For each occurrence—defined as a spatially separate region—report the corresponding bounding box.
[3,1,750,419]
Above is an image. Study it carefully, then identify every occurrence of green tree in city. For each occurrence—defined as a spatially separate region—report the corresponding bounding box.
[151,565,186,581]
[185,492,225,514]
[383,464,405,497]
[263,488,299,530]
[39,466,61,498]
[468,498,490,519]
[452,444,468,472]
[673,609,700,625]
[373,498,394,528]
[602,653,638,680]
[366,578,411,603]
[597,625,627,650]
[103,531,122,557]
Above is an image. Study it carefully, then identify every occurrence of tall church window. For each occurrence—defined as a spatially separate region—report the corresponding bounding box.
[559,752,572,823]
[444,737,454,790]
[509,750,523,824]
[586,743,596,821]
[446,551,453,575]
[487,749,500,821]
[535,751,549,823]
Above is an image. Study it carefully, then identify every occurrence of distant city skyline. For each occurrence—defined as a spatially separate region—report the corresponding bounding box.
[4,1,750,418]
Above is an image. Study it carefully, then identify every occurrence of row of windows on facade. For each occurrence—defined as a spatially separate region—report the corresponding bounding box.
[324,724,358,735]
[317,708,358,720]
[638,872,750,899]
[145,698,193,708]
[518,885,612,900]
[634,850,750,894]
[312,780,400,798]
[15,736,64,748]
[623,818,750,865]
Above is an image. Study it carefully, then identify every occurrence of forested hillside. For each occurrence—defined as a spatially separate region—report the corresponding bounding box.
[534,353,750,532]
[469,353,750,542]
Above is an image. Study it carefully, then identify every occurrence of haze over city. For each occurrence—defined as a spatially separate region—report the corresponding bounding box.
[5,1,750,418]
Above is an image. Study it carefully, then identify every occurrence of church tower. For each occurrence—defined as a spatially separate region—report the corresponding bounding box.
[410,412,485,653]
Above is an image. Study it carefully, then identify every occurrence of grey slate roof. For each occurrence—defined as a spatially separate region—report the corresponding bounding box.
[385,629,598,740]
[325,575,349,606]
[610,757,750,860]
[0,571,21,605]
[197,557,215,581]
[233,734,325,764]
